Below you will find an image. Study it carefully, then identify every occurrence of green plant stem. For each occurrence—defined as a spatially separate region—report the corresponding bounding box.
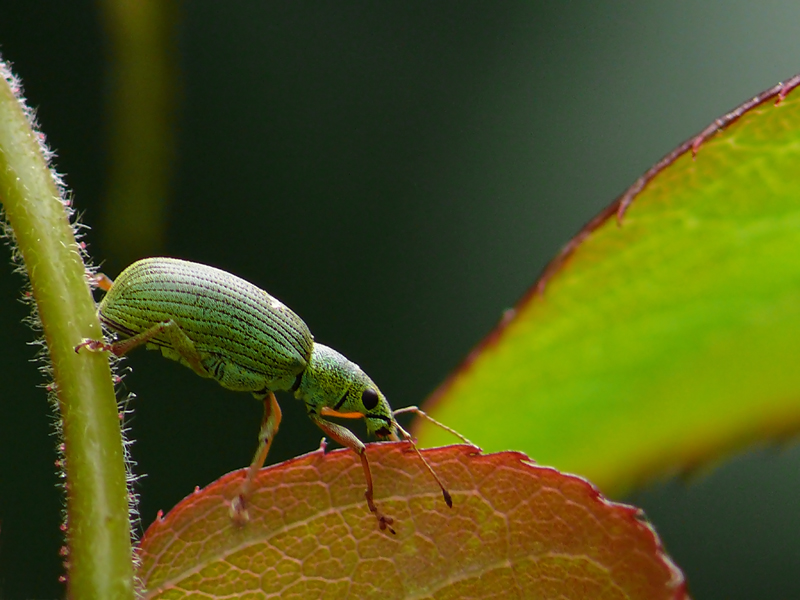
[0,67,134,598]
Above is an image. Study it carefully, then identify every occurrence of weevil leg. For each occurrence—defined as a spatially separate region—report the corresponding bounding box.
[76,319,212,379]
[309,414,395,534]
[231,391,281,525]
[90,272,115,291]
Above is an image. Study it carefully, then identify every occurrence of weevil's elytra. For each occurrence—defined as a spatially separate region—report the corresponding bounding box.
[99,259,313,392]
[77,257,455,533]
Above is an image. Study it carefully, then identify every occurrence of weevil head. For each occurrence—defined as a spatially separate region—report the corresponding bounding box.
[294,343,398,440]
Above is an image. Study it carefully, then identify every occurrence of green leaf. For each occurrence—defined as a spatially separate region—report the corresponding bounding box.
[137,444,687,599]
[417,76,800,496]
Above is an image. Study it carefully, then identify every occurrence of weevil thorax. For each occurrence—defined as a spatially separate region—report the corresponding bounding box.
[294,343,397,440]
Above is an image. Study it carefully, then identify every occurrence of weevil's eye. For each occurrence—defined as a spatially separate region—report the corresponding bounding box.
[361,388,379,410]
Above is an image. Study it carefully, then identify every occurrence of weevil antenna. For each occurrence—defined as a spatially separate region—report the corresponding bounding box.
[392,405,475,447]
[395,421,453,508]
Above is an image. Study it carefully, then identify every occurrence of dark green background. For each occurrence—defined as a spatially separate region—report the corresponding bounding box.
[1,3,799,598]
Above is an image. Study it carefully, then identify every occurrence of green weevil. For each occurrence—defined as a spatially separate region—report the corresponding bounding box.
[76,257,457,532]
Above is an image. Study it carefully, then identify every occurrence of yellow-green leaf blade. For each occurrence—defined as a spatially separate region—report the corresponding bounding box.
[418,77,800,496]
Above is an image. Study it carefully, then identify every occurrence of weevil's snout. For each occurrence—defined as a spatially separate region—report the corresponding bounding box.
[299,344,397,439]
[364,398,398,441]
[373,426,400,442]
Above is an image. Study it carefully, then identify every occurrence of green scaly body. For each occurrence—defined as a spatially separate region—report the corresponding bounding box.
[99,257,313,393]
[97,257,396,439]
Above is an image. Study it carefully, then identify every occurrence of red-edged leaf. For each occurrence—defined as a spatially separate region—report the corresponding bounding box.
[137,444,688,599]
[416,75,800,495]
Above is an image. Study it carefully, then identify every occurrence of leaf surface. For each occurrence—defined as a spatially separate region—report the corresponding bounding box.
[416,76,800,495]
[137,444,686,599]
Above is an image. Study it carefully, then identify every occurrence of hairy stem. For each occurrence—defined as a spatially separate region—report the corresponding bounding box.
[0,61,134,598]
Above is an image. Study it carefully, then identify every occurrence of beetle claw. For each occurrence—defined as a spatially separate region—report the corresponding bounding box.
[229,494,250,527]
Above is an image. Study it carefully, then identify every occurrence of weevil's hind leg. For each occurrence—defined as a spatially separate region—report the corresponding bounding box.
[76,319,212,379]
[230,391,281,525]
[309,414,395,534]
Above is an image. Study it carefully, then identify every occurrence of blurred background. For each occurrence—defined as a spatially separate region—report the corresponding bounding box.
[1,2,799,598]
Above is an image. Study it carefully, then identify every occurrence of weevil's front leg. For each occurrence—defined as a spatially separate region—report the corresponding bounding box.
[309,414,395,534]
[75,319,212,379]
[230,391,281,525]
